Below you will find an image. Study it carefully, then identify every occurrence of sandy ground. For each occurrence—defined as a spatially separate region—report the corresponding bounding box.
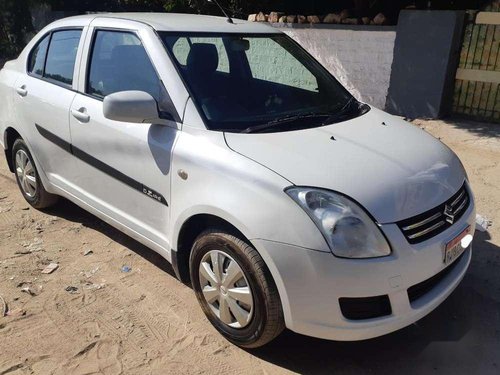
[0,119,499,375]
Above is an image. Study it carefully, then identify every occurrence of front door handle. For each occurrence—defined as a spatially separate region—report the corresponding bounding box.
[16,85,28,97]
[71,108,90,123]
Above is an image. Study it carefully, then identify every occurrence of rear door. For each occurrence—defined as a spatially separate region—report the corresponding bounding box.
[14,28,85,184]
[69,20,181,253]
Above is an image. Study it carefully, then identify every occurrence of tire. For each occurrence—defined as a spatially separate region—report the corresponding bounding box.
[12,138,58,209]
[190,229,284,348]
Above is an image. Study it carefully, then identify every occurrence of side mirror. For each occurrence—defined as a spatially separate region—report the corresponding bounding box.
[103,91,160,123]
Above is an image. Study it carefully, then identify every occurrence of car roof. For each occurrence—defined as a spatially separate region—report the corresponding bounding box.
[57,12,281,34]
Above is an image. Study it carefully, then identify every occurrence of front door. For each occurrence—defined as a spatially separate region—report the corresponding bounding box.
[69,28,179,252]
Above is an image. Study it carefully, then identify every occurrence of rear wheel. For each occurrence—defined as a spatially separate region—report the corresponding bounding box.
[190,229,284,348]
[12,138,58,209]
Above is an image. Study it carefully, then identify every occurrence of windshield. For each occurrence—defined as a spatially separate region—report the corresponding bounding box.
[160,32,368,133]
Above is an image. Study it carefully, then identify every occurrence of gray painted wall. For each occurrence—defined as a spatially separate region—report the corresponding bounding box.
[385,10,465,118]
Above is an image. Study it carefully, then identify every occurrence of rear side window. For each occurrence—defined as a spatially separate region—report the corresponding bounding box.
[28,34,50,76]
[87,30,161,100]
[44,30,82,86]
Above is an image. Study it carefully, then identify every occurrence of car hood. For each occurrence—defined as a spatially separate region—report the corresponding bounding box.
[224,107,466,223]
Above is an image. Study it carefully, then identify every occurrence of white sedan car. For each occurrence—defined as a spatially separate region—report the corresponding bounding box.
[0,13,475,348]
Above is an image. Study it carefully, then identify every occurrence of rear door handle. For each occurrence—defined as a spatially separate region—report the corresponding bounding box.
[71,108,90,123]
[16,85,27,97]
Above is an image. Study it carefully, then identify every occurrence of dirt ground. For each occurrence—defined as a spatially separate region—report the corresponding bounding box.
[0,119,499,375]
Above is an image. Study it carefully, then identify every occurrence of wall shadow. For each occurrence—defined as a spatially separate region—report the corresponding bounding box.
[446,117,500,139]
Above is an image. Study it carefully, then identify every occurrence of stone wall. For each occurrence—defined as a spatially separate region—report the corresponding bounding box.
[278,25,396,109]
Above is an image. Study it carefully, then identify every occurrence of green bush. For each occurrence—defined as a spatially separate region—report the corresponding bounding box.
[0,0,34,62]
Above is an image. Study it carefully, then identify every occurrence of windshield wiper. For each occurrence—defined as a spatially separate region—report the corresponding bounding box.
[241,112,330,134]
[240,97,366,134]
[321,97,366,125]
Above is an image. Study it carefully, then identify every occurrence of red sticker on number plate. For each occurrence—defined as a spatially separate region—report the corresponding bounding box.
[444,225,471,264]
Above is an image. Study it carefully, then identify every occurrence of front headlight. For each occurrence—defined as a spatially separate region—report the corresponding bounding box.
[286,187,391,258]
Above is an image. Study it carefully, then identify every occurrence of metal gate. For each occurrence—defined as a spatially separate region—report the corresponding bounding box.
[452,10,500,123]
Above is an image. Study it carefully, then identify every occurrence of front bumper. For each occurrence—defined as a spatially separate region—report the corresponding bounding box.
[252,198,475,341]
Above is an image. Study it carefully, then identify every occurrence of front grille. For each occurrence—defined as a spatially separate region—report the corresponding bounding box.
[339,295,392,320]
[397,183,470,244]
[408,250,466,304]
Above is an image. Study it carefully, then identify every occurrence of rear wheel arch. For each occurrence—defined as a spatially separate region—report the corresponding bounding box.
[11,137,58,208]
[4,127,22,173]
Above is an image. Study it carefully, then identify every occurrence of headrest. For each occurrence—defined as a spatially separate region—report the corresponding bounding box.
[186,43,219,76]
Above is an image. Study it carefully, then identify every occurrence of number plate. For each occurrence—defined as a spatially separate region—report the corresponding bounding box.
[444,225,471,265]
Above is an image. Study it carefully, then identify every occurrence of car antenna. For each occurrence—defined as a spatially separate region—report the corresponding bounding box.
[207,0,234,24]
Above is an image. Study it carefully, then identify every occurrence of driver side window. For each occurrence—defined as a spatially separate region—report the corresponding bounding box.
[87,30,161,101]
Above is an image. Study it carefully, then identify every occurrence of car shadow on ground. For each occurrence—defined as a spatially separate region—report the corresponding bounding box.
[45,199,500,374]
[248,230,500,374]
[44,198,178,279]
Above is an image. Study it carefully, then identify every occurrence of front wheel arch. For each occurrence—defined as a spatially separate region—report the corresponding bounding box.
[173,213,248,284]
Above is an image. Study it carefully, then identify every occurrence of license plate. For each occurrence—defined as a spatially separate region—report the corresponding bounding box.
[444,225,471,265]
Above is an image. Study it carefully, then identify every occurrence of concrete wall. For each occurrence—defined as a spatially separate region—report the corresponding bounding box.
[278,25,397,109]
[386,10,465,118]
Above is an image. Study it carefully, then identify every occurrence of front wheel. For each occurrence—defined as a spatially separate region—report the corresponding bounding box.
[190,229,284,348]
[12,138,58,209]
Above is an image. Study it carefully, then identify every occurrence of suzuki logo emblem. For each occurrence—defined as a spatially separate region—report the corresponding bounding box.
[444,204,455,224]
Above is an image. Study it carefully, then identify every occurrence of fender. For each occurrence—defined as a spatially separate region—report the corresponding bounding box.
[170,205,255,282]
[171,204,256,251]
[3,126,53,193]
